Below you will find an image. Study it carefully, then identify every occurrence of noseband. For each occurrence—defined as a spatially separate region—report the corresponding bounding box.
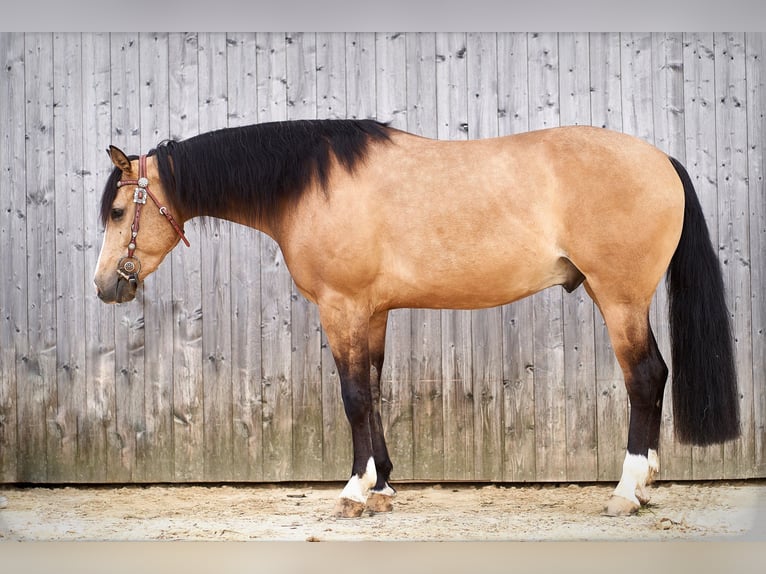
[115,155,190,286]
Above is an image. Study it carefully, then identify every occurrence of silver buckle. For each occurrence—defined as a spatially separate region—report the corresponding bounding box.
[133,187,147,204]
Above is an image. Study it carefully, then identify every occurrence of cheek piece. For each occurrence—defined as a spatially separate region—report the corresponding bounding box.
[115,154,190,286]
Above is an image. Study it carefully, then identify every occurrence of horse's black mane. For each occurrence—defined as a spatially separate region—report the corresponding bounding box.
[100,119,392,227]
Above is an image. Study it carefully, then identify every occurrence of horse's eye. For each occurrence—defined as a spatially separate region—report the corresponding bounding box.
[111,208,125,221]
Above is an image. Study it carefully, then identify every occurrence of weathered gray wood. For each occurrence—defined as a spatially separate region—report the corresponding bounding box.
[558,33,599,482]
[652,32,694,481]
[257,32,294,482]
[20,32,57,483]
[407,32,445,480]
[716,33,755,480]
[376,31,414,481]
[497,32,536,483]
[0,32,764,485]
[139,32,175,482]
[604,33,656,481]
[682,33,727,480]
[196,32,234,482]
[317,32,352,480]
[286,32,324,481]
[316,33,346,120]
[0,32,25,483]
[435,32,475,481]
[746,32,766,478]
[168,32,204,482]
[51,32,87,482]
[527,32,567,482]
[588,32,628,481]
[226,32,264,482]
[81,32,114,483]
[466,32,504,481]
[107,32,144,483]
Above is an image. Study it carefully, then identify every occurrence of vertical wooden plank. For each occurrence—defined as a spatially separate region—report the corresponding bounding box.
[558,32,598,482]
[376,31,414,480]
[51,32,87,483]
[20,32,56,483]
[318,32,351,479]
[0,32,25,482]
[612,32,657,481]
[108,32,144,483]
[198,32,234,482]
[746,32,766,477]
[316,33,346,120]
[527,32,566,482]
[406,32,444,480]
[346,33,376,121]
[81,32,115,483]
[435,32,474,481]
[621,40,656,483]
[256,32,293,481]
[652,32,693,481]
[682,33,726,479]
[588,32,627,481]
[168,32,204,482]
[715,32,754,479]
[466,32,503,481]
[621,33,655,142]
[497,32,536,482]
[139,32,174,482]
[226,32,263,482]
[286,32,324,480]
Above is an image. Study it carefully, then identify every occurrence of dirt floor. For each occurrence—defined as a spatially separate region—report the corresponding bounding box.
[1,480,765,542]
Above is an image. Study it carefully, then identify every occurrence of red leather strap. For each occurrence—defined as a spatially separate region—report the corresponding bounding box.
[117,154,190,250]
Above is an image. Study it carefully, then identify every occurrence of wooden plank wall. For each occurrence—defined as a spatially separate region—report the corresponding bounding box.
[0,32,764,484]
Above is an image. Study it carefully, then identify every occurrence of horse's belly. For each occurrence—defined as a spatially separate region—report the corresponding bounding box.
[378,252,569,311]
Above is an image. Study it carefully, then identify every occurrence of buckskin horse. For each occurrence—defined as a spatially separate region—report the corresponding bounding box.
[94,119,740,518]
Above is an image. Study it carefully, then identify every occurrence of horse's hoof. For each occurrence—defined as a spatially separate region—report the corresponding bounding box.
[602,495,640,517]
[333,497,366,518]
[366,492,394,513]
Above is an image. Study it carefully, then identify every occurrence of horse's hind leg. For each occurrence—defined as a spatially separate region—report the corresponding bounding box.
[593,297,668,516]
[366,310,397,513]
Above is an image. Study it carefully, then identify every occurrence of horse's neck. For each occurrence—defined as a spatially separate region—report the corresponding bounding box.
[210,208,280,244]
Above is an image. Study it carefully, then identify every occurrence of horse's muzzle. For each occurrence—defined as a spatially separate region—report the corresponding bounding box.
[95,274,138,304]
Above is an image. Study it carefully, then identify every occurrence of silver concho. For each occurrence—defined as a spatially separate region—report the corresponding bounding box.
[133,187,147,204]
[117,256,141,278]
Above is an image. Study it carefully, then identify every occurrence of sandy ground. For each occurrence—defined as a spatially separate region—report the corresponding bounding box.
[1,480,765,542]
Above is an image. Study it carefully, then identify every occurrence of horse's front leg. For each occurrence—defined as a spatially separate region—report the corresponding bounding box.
[321,303,378,518]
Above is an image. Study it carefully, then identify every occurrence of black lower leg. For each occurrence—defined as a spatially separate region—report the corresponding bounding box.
[337,358,375,479]
[369,352,393,490]
[625,331,668,457]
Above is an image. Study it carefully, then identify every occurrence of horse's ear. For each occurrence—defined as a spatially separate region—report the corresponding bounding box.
[107,145,132,172]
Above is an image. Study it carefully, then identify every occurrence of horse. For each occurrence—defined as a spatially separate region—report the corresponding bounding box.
[94,119,740,518]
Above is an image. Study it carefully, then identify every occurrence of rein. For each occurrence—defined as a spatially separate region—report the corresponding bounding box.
[115,154,190,285]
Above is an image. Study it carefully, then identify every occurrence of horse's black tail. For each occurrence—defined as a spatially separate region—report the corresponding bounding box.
[666,156,740,445]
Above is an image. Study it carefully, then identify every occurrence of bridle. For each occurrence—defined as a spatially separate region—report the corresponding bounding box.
[115,154,190,286]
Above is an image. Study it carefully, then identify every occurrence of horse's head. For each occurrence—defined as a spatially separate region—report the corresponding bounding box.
[94,145,189,303]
